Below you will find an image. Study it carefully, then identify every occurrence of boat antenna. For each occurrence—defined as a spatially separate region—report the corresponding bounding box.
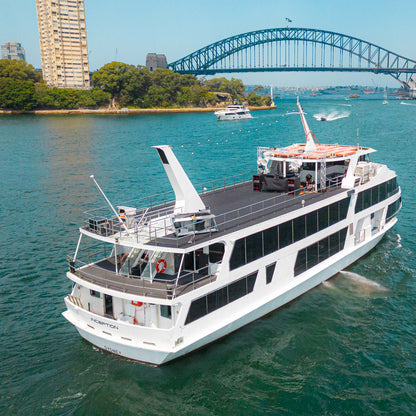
[90,175,129,234]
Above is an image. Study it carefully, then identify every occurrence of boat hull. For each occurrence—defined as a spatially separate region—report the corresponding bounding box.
[63,221,393,365]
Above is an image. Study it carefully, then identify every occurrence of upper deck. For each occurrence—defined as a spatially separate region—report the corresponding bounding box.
[82,174,348,251]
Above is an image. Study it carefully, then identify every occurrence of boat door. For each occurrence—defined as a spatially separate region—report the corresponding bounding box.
[104,294,113,317]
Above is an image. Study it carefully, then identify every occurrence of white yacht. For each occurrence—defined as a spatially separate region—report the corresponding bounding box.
[63,98,401,365]
[214,104,253,120]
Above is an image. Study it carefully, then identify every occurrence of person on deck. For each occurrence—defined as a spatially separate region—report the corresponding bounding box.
[305,174,315,191]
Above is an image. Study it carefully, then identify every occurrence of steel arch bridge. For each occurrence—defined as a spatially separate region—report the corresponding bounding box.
[168,27,416,87]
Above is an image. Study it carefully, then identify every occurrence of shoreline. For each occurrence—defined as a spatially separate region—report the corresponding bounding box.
[0,105,277,115]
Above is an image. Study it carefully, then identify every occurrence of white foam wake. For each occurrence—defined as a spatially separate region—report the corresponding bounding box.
[339,270,388,291]
[313,111,350,121]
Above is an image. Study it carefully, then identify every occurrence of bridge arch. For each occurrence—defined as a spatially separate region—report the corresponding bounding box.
[168,28,416,86]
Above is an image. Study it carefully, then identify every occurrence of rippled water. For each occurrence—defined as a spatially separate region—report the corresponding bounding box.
[1,98,415,415]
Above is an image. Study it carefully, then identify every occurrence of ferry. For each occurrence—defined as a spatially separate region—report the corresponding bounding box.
[214,104,253,120]
[63,98,401,365]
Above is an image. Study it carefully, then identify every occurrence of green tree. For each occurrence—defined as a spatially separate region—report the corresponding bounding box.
[0,78,36,110]
[204,77,245,101]
[0,59,42,83]
[91,62,150,108]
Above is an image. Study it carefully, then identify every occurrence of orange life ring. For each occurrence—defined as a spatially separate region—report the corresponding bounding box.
[121,253,129,265]
[156,259,167,273]
[132,300,143,307]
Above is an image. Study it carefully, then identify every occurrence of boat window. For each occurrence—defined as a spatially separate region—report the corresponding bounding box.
[209,243,225,263]
[293,215,306,241]
[185,271,258,325]
[160,305,172,319]
[263,226,278,255]
[355,178,399,213]
[229,198,351,271]
[90,290,100,298]
[246,232,263,263]
[279,220,293,248]
[229,239,246,270]
[386,197,401,222]
[318,206,329,231]
[294,227,348,276]
[306,211,318,236]
[266,262,276,284]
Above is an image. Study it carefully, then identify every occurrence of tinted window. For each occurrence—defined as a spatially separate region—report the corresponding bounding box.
[307,243,319,269]
[209,243,225,263]
[318,237,329,262]
[329,201,339,223]
[229,277,247,302]
[266,262,276,284]
[229,239,246,270]
[318,206,329,231]
[207,287,228,313]
[263,226,278,255]
[293,215,306,241]
[306,211,318,236]
[355,192,363,213]
[246,232,263,263]
[279,220,293,248]
[339,197,350,219]
[294,248,306,276]
[185,297,207,324]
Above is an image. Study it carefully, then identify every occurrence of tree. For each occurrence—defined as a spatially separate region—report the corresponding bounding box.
[204,77,245,102]
[0,59,42,83]
[0,77,37,110]
[91,62,151,108]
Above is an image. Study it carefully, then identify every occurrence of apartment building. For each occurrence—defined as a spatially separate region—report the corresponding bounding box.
[1,42,26,61]
[36,0,90,88]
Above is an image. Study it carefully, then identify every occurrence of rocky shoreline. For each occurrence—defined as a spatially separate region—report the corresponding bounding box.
[0,105,277,115]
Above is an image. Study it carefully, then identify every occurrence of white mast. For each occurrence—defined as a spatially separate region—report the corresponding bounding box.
[296,97,317,153]
[153,145,206,214]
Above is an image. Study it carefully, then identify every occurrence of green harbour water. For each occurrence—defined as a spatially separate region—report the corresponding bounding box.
[1,97,415,415]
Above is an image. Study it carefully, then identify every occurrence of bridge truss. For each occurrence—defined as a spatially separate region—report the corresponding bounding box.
[168,28,416,86]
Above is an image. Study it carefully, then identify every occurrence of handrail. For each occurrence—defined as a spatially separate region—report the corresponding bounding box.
[69,257,216,300]
[83,174,346,246]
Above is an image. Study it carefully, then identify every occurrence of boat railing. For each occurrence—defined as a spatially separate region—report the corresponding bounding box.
[68,257,216,300]
[83,173,345,246]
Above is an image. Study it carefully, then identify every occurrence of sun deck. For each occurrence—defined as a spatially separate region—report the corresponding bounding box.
[145,180,346,248]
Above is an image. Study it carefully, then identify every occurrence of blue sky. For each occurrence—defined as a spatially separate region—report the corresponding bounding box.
[1,0,415,87]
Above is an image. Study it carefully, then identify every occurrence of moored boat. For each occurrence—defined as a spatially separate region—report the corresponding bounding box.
[63,98,401,365]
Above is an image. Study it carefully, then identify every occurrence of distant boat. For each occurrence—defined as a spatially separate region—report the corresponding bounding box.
[214,104,253,121]
[349,94,359,98]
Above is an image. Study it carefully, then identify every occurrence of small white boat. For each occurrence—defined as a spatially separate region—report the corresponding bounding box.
[214,104,253,121]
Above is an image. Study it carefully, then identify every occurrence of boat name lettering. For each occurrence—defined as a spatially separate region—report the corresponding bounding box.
[90,317,119,330]
[103,346,121,355]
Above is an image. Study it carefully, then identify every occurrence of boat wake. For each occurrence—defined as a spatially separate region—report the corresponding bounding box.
[339,270,388,293]
[313,111,350,121]
[396,233,402,248]
[400,101,416,106]
[322,271,389,298]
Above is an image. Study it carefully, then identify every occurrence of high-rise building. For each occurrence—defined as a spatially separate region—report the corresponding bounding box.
[1,42,26,61]
[36,0,90,88]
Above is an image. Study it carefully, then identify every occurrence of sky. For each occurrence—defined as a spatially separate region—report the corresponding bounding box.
[1,0,415,87]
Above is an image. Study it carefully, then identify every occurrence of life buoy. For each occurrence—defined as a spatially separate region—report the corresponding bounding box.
[156,259,167,273]
[132,300,143,307]
[121,253,129,265]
